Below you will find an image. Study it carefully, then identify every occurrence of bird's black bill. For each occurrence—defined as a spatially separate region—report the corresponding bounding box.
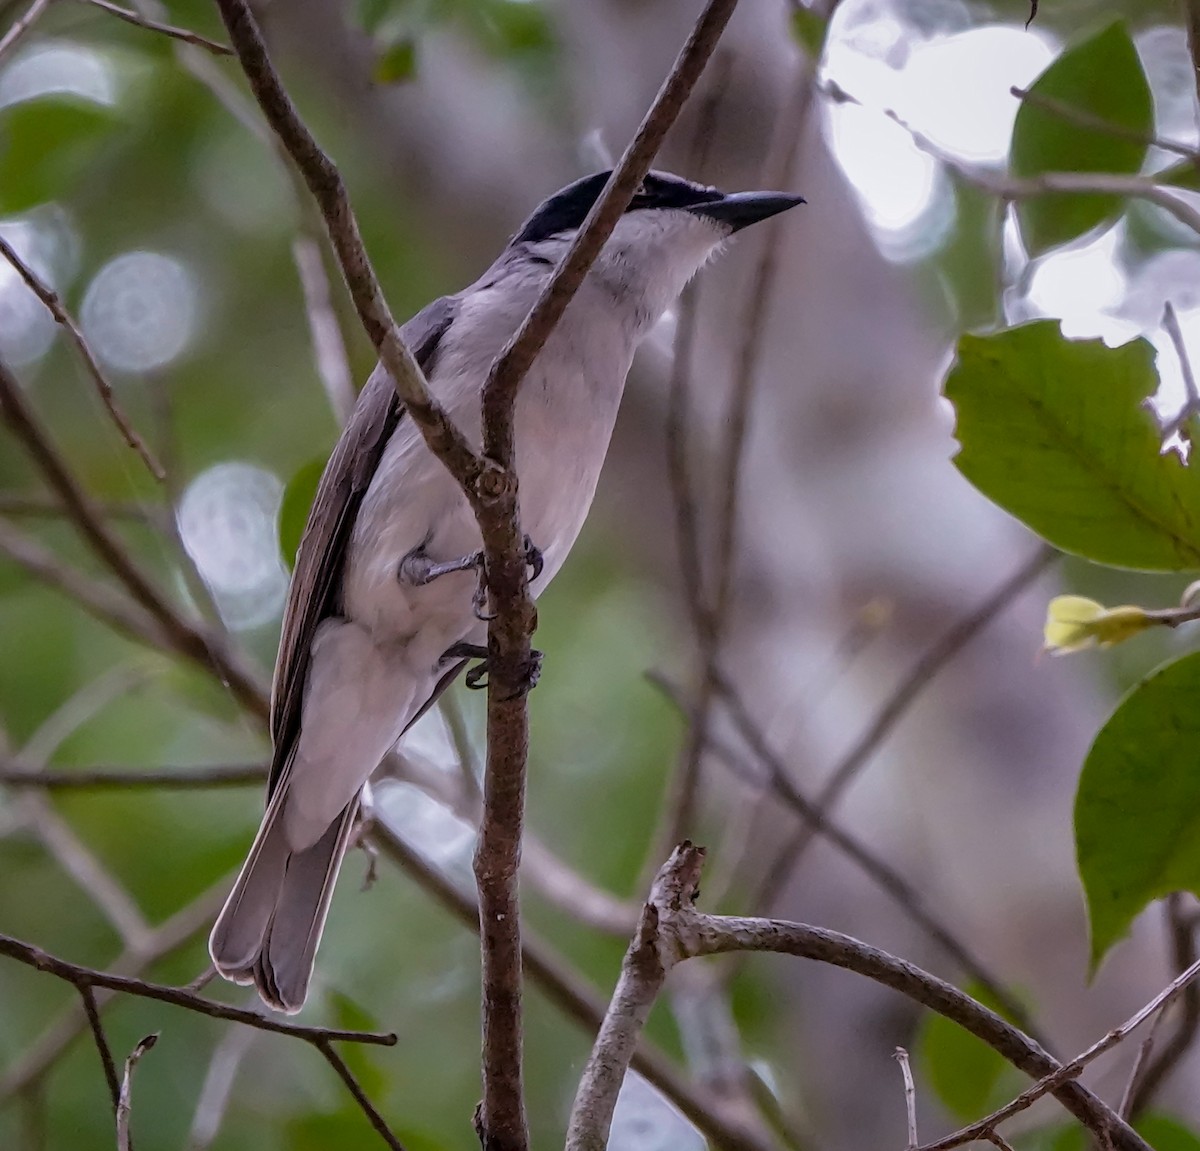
[687,191,806,232]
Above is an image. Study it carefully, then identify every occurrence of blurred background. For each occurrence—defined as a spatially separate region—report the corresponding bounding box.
[2,0,1199,1148]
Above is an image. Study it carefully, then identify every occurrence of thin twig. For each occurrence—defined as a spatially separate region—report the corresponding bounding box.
[115,1033,157,1151]
[0,517,174,652]
[0,0,51,65]
[213,0,480,482]
[0,492,160,524]
[705,668,1037,1037]
[894,1047,918,1150]
[1128,893,1200,1116]
[79,985,121,1114]
[1161,301,1200,438]
[752,544,1057,912]
[1010,85,1199,161]
[916,954,1200,1151]
[291,235,357,427]
[0,932,398,1046]
[78,0,232,54]
[983,1131,1018,1151]
[658,53,731,852]
[0,762,267,789]
[0,878,228,1098]
[0,358,269,718]
[316,1039,408,1151]
[0,237,165,481]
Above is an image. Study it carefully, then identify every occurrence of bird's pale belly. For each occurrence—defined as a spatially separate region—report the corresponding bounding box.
[340,397,612,663]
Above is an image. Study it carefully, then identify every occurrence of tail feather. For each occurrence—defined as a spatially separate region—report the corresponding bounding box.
[209,791,359,1013]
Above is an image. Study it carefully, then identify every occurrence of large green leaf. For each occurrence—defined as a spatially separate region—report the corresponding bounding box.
[945,321,1200,572]
[1010,23,1152,255]
[1076,650,1200,968]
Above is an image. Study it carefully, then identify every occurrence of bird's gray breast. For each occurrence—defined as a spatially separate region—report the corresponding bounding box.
[340,270,637,641]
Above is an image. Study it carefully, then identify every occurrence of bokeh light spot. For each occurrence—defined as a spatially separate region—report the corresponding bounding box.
[177,462,288,631]
[81,251,199,374]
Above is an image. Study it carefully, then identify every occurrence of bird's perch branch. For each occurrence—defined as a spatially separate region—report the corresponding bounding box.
[565,844,1153,1151]
[213,2,739,1145]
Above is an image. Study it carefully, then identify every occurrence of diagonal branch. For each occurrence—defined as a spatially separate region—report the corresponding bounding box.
[0,0,51,65]
[0,236,164,481]
[79,985,121,1115]
[0,932,397,1046]
[0,358,270,719]
[78,0,233,56]
[566,844,1151,1151]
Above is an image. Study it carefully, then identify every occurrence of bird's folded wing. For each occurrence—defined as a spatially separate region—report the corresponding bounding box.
[267,295,459,798]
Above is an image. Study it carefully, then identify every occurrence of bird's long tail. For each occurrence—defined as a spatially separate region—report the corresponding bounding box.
[209,788,360,1014]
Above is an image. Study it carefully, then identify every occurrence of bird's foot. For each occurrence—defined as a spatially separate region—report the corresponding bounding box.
[442,641,542,697]
[401,537,544,623]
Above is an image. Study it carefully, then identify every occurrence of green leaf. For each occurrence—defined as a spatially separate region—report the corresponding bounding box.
[1155,157,1200,192]
[0,97,119,213]
[917,981,1015,1120]
[374,36,418,84]
[278,458,325,571]
[1137,1116,1200,1151]
[1010,23,1152,255]
[945,321,1200,572]
[1076,650,1200,969]
[790,7,829,57]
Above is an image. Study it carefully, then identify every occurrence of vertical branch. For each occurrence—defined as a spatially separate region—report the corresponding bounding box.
[115,1034,158,1151]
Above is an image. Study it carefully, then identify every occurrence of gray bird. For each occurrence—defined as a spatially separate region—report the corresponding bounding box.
[209,170,804,1012]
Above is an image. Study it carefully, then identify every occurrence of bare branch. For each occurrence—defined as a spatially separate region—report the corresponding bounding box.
[291,235,357,426]
[894,1047,918,1151]
[0,0,51,65]
[568,844,1147,1151]
[1010,85,1199,161]
[213,0,481,482]
[650,669,1038,1040]
[0,517,173,651]
[79,985,121,1115]
[1161,301,1200,438]
[0,357,270,719]
[0,762,267,789]
[917,952,1200,1151]
[566,844,708,1151]
[1127,893,1200,1117]
[0,878,228,1098]
[0,932,397,1046]
[371,822,776,1151]
[78,0,233,55]
[0,236,165,481]
[115,1033,158,1151]
[316,1038,409,1151]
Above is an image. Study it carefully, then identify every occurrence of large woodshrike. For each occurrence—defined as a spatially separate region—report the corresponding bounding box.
[210,170,804,1012]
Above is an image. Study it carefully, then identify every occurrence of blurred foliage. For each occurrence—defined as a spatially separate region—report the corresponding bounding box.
[916,980,1022,1120]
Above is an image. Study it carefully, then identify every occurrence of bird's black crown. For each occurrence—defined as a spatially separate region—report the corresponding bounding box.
[511,170,723,246]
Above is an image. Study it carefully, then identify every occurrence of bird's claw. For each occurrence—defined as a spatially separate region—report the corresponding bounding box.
[441,642,542,696]
[400,536,542,624]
